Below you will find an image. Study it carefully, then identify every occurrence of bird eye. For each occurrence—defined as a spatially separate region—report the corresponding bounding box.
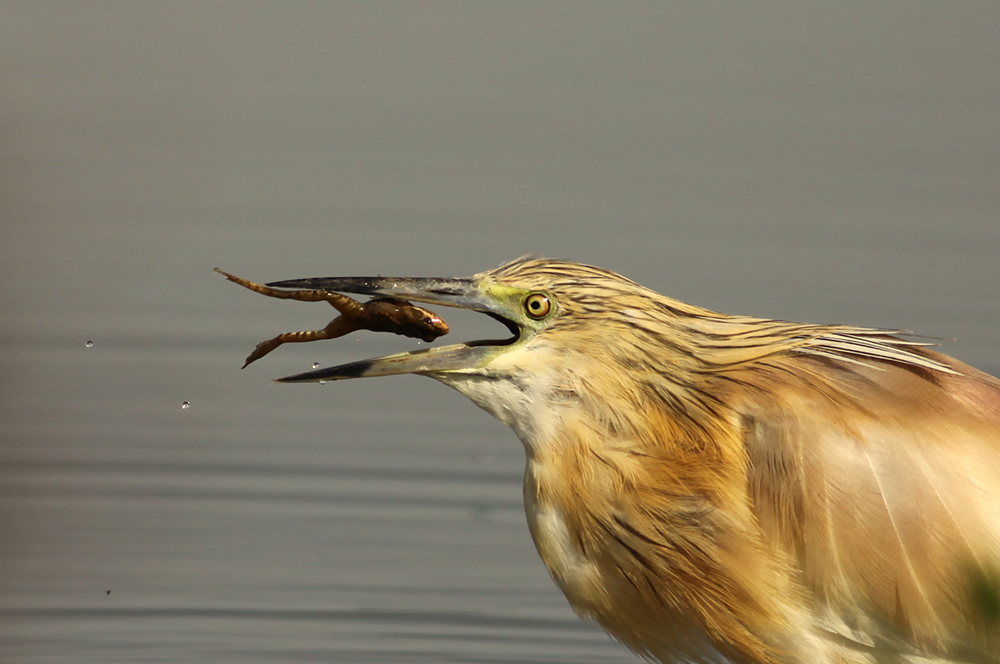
[524,293,551,319]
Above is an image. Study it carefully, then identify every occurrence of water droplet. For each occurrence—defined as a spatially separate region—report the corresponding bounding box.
[318,380,327,385]
[85,340,94,348]
[181,401,191,410]
[312,362,320,369]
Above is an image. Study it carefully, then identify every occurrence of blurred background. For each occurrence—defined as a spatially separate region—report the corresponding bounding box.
[1,3,997,663]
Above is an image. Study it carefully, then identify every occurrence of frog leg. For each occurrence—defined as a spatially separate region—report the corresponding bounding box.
[215,268,366,317]
[241,316,362,369]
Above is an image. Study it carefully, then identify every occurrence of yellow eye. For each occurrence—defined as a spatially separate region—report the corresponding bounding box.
[524,293,551,319]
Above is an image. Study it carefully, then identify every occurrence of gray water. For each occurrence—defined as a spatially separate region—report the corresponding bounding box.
[1,3,998,663]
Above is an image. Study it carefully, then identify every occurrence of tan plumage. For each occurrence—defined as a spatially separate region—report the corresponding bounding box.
[262,257,1000,664]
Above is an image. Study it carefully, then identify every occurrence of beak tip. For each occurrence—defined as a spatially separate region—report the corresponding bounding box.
[273,374,309,383]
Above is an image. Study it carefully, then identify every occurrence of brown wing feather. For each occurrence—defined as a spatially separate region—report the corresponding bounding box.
[727,349,1000,659]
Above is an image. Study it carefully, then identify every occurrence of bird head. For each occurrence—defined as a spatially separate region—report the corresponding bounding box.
[266,256,762,459]
[269,257,715,445]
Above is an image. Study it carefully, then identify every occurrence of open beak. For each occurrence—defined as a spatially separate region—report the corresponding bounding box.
[265,275,519,383]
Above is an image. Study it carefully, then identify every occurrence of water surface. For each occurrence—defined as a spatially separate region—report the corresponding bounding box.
[1,4,997,663]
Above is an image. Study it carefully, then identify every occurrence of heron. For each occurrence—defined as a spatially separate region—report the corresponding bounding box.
[252,257,1000,664]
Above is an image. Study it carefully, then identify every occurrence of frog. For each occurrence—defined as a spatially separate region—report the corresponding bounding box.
[215,269,449,368]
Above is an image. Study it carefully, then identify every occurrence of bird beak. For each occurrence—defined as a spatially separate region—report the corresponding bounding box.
[264,275,519,384]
